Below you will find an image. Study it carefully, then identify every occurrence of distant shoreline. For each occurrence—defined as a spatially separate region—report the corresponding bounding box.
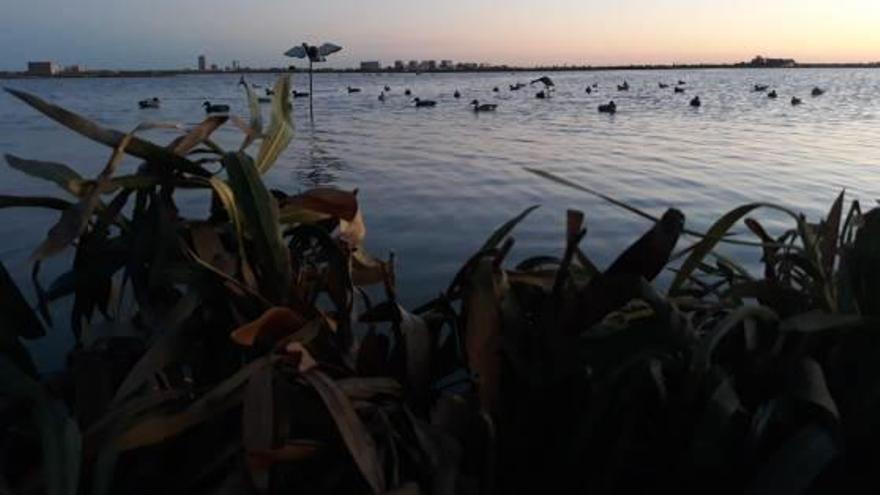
[2,63,879,80]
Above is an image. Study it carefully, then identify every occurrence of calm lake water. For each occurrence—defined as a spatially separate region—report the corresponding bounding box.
[2,69,879,368]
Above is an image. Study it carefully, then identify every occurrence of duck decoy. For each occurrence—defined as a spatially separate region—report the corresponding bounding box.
[203,101,230,113]
[768,90,778,99]
[492,86,500,92]
[292,91,310,98]
[598,101,616,114]
[347,86,362,93]
[678,80,686,85]
[471,100,497,112]
[674,86,685,93]
[384,85,391,92]
[535,90,547,99]
[754,84,768,92]
[138,97,160,109]
[378,92,386,102]
[659,83,669,89]
[404,89,412,96]
[258,97,271,103]
[791,97,802,105]
[531,76,555,89]
[811,87,825,96]
[592,83,598,88]
[690,96,701,107]
[509,82,525,91]
[265,88,275,96]
[454,90,461,98]
[413,97,436,107]
[585,86,592,94]
[617,81,629,91]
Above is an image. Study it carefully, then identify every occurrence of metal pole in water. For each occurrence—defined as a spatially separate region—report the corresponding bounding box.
[309,60,314,123]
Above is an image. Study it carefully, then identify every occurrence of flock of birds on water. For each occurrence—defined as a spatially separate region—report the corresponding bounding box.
[137,75,828,115]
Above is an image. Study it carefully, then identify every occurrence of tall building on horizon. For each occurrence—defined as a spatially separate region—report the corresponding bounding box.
[198,55,206,71]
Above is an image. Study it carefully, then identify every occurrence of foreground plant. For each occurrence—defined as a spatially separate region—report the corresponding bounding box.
[1,77,879,495]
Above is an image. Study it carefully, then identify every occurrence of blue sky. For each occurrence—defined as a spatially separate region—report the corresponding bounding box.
[2,0,878,70]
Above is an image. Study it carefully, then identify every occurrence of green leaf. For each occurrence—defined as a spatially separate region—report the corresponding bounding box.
[0,260,45,340]
[172,115,228,156]
[820,190,844,278]
[0,356,81,495]
[255,75,293,174]
[481,204,539,251]
[746,424,837,495]
[29,131,134,261]
[222,152,290,303]
[669,203,800,294]
[4,88,210,177]
[115,356,273,451]
[302,369,386,495]
[5,154,84,196]
[240,83,263,151]
[110,291,200,406]
[0,194,72,211]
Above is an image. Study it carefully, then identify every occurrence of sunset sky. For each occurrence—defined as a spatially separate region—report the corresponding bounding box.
[1,0,878,70]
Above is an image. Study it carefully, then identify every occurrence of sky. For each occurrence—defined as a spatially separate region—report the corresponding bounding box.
[1,0,879,71]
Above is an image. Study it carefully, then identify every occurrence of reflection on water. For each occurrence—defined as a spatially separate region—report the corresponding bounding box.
[292,129,347,187]
[1,69,880,368]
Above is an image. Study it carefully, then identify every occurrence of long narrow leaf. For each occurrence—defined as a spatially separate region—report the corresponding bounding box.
[222,152,290,303]
[255,76,293,174]
[4,88,210,177]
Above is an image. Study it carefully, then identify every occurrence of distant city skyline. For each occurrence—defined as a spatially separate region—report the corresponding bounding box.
[1,0,879,71]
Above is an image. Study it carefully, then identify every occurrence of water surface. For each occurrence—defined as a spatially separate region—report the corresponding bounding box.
[2,69,878,367]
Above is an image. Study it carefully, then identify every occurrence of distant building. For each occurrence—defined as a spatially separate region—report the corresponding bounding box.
[27,61,60,76]
[210,64,218,71]
[440,60,453,70]
[407,60,419,71]
[64,64,86,74]
[394,60,405,70]
[360,61,381,71]
[748,55,796,68]
[232,60,240,70]
[198,55,206,71]
[420,60,437,71]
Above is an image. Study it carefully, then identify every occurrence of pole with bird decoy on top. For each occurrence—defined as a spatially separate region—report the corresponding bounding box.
[284,41,342,123]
